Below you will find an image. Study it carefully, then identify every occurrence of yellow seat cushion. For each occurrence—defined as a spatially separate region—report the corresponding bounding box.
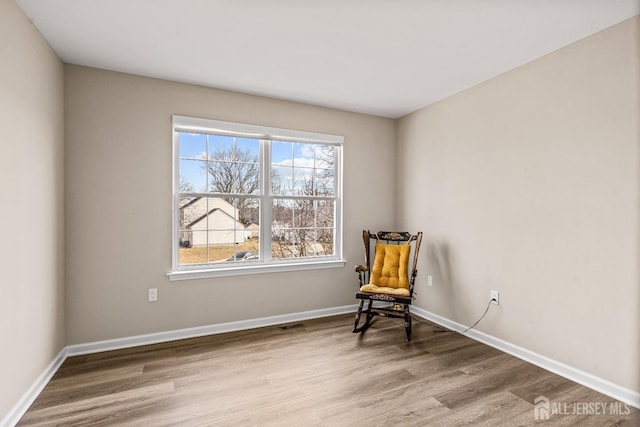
[359,284,410,296]
[363,242,411,295]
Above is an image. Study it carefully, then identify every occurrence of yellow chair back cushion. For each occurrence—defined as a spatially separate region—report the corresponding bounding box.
[369,243,411,290]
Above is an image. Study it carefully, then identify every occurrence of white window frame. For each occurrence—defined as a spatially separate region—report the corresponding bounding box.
[168,115,345,281]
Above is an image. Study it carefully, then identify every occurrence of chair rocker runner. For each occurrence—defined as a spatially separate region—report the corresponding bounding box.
[353,230,423,341]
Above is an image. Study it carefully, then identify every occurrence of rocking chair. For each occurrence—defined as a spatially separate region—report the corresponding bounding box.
[353,230,423,341]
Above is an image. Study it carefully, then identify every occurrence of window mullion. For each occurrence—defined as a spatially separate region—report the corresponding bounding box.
[260,139,272,263]
[205,135,210,262]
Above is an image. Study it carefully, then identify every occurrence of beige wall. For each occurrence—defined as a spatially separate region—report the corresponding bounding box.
[64,65,396,344]
[398,17,639,392]
[0,0,65,419]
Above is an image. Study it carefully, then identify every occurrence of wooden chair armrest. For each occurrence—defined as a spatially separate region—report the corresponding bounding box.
[355,265,368,287]
[355,265,369,273]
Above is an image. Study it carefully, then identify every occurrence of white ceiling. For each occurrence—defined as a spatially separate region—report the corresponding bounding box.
[16,0,639,118]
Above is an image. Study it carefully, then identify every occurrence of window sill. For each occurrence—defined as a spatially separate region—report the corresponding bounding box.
[167,259,348,281]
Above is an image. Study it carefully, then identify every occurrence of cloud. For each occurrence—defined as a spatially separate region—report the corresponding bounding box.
[273,156,315,168]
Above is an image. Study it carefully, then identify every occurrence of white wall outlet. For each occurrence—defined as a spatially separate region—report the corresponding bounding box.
[149,288,158,302]
[428,275,433,287]
[490,290,499,305]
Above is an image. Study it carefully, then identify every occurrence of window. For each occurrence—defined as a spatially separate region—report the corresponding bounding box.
[168,115,345,280]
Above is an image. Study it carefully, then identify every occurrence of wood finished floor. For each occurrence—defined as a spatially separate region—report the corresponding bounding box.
[18,314,638,426]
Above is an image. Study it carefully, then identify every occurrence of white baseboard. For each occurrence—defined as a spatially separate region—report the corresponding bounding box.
[66,304,359,356]
[1,348,67,427]
[411,306,640,410]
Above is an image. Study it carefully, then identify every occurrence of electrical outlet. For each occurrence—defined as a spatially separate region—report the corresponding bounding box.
[428,275,433,287]
[490,290,499,305]
[149,288,158,302]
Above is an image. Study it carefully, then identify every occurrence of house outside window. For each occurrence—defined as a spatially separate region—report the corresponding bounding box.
[168,115,345,280]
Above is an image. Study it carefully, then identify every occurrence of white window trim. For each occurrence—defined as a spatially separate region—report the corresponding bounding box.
[168,259,347,281]
[167,115,346,281]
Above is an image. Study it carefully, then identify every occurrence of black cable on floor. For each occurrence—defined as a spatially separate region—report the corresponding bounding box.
[461,298,495,334]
